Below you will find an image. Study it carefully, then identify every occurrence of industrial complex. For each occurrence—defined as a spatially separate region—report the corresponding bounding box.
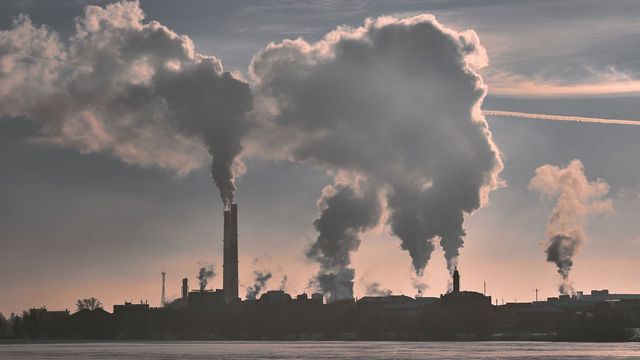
[4,204,640,341]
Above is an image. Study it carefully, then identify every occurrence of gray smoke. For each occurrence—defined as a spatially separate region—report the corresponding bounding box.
[246,271,272,300]
[279,275,288,291]
[306,181,382,302]
[0,1,252,206]
[197,264,216,291]
[364,281,392,297]
[250,14,503,280]
[412,278,428,297]
[529,159,611,295]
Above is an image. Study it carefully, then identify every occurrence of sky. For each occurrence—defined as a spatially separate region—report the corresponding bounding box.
[1,0,639,315]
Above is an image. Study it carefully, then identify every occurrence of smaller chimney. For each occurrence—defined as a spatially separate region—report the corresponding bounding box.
[161,270,166,307]
[182,278,188,299]
[453,267,460,293]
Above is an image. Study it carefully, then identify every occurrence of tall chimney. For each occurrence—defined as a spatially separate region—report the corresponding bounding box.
[223,204,239,302]
[182,278,188,300]
[453,267,460,293]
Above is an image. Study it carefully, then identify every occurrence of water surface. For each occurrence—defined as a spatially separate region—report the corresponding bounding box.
[1,341,639,359]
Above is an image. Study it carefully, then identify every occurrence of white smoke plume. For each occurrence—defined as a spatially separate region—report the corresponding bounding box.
[250,14,503,279]
[0,1,252,205]
[529,159,612,295]
[484,110,640,127]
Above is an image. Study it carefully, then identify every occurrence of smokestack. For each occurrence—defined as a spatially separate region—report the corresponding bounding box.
[223,204,239,302]
[161,270,166,307]
[182,278,188,300]
[453,267,460,293]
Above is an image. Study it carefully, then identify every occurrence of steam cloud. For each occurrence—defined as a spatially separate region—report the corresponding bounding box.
[529,160,612,295]
[246,271,272,300]
[0,1,252,205]
[251,14,503,280]
[197,264,216,291]
[306,181,381,301]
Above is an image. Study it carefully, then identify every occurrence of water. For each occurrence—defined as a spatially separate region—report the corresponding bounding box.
[0,341,639,359]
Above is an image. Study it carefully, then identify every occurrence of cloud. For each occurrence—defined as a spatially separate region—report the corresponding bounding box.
[250,14,503,279]
[484,69,640,98]
[0,1,252,205]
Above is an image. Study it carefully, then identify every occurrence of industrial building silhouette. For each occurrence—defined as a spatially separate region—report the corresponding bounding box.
[4,205,640,341]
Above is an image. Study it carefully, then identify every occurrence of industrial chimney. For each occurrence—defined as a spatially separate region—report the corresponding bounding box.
[223,204,239,302]
[161,270,166,307]
[453,267,460,293]
[182,278,188,300]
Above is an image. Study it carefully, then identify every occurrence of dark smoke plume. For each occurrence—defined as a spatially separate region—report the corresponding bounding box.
[279,275,288,291]
[529,159,611,295]
[197,264,216,291]
[0,1,252,206]
[251,14,503,282]
[364,280,392,297]
[245,271,272,300]
[306,181,381,301]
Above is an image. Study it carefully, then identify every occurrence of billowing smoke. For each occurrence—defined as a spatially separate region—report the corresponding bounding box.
[197,264,216,291]
[529,159,612,295]
[364,281,392,297]
[246,271,272,300]
[306,180,381,301]
[0,1,252,205]
[250,14,503,280]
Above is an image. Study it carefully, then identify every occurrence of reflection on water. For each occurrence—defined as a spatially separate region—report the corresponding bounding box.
[1,341,640,359]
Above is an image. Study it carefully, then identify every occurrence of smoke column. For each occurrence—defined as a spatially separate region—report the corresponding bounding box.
[251,14,503,281]
[529,159,612,294]
[245,271,272,300]
[0,1,252,206]
[484,110,640,126]
[306,180,381,301]
[197,264,216,291]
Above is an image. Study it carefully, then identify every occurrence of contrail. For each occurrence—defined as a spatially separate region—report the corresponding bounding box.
[483,110,640,126]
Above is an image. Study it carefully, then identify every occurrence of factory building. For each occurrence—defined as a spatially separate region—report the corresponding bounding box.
[440,268,492,307]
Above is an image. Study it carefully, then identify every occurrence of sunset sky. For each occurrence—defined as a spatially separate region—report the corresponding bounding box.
[1,0,640,316]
